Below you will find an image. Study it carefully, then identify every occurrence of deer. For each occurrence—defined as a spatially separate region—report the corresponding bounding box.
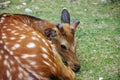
[0,9,80,72]
[0,12,75,80]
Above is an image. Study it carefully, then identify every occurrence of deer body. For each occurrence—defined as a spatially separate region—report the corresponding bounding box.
[0,14,75,80]
[0,10,80,72]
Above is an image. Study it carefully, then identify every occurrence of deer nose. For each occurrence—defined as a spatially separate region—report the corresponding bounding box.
[74,65,80,72]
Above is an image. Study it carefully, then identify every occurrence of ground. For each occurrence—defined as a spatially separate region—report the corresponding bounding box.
[0,0,120,80]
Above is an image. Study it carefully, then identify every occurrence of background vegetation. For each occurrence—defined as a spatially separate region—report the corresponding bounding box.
[0,0,120,80]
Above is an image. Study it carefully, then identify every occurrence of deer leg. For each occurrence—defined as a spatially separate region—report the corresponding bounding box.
[54,53,75,80]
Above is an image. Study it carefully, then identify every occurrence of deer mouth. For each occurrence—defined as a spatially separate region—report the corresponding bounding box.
[73,65,80,72]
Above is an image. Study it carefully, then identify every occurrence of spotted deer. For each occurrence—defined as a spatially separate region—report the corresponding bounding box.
[0,13,75,80]
[0,9,80,72]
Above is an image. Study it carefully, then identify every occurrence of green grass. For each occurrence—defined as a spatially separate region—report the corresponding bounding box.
[0,0,120,80]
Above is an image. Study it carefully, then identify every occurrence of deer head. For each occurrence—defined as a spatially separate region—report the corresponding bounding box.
[44,9,80,72]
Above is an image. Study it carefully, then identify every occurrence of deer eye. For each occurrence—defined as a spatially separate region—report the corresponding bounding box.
[61,44,67,50]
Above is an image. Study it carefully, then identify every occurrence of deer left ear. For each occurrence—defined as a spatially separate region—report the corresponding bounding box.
[71,19,80,31]
[44,28,57,40]
[61,9,70,24]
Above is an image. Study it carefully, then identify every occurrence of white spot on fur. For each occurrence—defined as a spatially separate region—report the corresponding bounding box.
[32,32,37,35]
[43,61,50,66]
[17,40,22,43]
[9,60,14,65]
[26,42,36,48]
[18,66,23,71]
[42,39,49,46]
[3,26,7,29]
[20,34,26,39]
[0,40,3,44]
[10,24,15,26]
[3,14,7,17]
[45,42,49,47]
[9,51,14,55]
[0,56,2,60]
[38,35,42,39]
[18,73,23,79]
[4,60,9,67]
[0,20,3,23]
[11,44,20,50]
[30,61,36,65]
[16,26,23,30]
[4,46,14,55]
[10,37,16,40]
[2,33,7,39]
[6,28,12,31]
[11,30,17,34]
[25,68,41,79]
[23,24,27,26]
[0,17,4,23]
[4,45,8,50]
[21,54,36,59]
[6,70,11,78]
[14,33,19,35]
[5,55,9,59]
[51,45,57,54]
[41,47,48,53]
[14,56,21,65]
[31,36,39,41]
[5,42,9,45]
[1,17,5,20]
[42,38,46,42]
[42,54,48,59]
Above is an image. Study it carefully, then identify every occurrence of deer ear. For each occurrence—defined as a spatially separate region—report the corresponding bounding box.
[61,9,70,24]
[71,19,80,31]
[56,24,64,33]
[44,28,57,40]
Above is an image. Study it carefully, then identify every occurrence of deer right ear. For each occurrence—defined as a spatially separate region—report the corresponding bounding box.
[61,9,70,24]
[44,28,57,40]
